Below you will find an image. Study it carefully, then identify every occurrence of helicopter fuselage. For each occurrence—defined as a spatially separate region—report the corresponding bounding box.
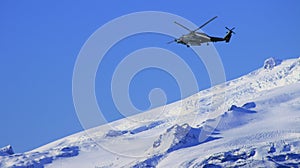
[177,32,212,46]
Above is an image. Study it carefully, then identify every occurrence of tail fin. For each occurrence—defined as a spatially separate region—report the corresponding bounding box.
[224,27,235,43]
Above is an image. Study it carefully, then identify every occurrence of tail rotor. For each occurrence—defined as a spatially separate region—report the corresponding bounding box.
[224,27,235,43]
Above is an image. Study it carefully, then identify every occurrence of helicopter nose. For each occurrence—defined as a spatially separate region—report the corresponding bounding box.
[176,38,182,43]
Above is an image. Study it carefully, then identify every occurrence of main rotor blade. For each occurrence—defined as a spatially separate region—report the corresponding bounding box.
[193,16,218,32]
[174,21,192,32]
[167,39,176,44]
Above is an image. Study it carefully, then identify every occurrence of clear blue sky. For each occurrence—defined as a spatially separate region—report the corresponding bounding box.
[0,1,299,153]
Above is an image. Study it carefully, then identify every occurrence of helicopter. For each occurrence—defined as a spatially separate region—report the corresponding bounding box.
[168,16,235,47]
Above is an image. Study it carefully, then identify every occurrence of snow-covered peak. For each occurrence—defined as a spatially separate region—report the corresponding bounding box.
[1,57,300,168]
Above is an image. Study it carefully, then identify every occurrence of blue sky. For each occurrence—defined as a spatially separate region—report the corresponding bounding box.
[0,1,299,153]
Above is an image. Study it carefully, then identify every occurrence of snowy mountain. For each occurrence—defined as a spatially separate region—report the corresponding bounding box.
[1,57,300,168]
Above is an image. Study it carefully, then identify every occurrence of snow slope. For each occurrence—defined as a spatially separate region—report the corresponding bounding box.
[1,57,300,168]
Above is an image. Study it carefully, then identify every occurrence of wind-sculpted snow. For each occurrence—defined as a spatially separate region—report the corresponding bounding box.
[0,145,14,156]
[132,123,220,167]
[2,57,300,168]
[132,154,164,168]
[198,148,256,167]
[105,130,129,137]
[105,120,164,137]
[153,123,221,153]
[0,146,79,168]
[264,57,282,70]
[184,141,300,168]
[267,152,300,167]
[130,121,165,135]
[197,102,257,132]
